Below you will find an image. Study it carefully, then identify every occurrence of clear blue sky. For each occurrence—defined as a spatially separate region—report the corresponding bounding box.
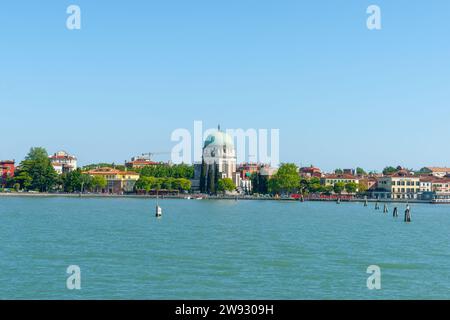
[1,0,449,172]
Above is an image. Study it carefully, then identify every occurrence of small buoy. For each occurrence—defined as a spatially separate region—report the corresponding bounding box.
[155,205,162,217]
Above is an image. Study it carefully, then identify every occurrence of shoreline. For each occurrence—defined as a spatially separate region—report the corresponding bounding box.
[0,192,443,204]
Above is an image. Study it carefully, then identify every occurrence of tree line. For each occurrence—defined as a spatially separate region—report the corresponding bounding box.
[135,176,191,192]
[5,147,195,193]
[252,163,363,195]
[5,147,108,192]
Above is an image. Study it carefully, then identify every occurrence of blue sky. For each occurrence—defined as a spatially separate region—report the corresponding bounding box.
[1,0,449,171]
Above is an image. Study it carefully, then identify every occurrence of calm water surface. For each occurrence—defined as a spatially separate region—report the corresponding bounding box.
[0,197,449,299]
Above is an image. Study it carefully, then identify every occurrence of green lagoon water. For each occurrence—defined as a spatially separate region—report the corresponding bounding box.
[0,197,449,299]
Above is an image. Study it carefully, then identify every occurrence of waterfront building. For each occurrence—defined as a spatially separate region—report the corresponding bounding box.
[85,167,140,194]
[238,163,259,180]
[236,163,259,195]
[320,174,359,187]
[431,178,450,194]
[359,177,377,191]
[49,151,77,174]
[376,173,420,199]
[259,164,278,178]
[196,127,238,193]
[419,176,434,192]
[343,169,356,176]
[125,155,162,169]
[419,177,450,202]
[0,160,15,186]
[420,167,450,178]
[299,166,322,178]
[239,179,252,194]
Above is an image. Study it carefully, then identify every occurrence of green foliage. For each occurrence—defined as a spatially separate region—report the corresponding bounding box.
[345,182,358,193]
[382,166,398,175]
[178,178,191,191]
[217,178,235,193]
[268,163,300,194]
[15,147,58,192]
[356,167,367,176]
[60,169,94,192]
[135,176,191,192]
[91,176,107,191]
[199,160,207,193]
[83,163,125,171]
[13,171,32,190]
[358,182,368,193]
[138,164,194,179]
[334,168,343,174]
[333,182,346,194]
[207,167,215,194]
[321,185,333,195]
[251,172,269,194]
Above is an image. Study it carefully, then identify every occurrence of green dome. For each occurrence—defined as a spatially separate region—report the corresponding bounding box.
[204,131,234,148]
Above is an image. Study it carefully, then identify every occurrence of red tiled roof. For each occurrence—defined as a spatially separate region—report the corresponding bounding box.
[424,167,450,172]
[128,160,158,164]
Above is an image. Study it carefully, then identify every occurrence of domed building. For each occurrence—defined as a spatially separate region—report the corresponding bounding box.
[195,126,238,193]
[203,130,236,178]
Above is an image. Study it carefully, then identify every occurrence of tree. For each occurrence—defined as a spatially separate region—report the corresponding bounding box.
[309,182,322,193]
[345,182,358,194]
[178,178,191,191]
[153,178,163,191]
[79,174,93,192]
[251,172,269,194]
[358,182,368,193]
[13,171,32,190]
[83,163,126,171]
[356,167,367,176]
[333,182,346,194]
[268,163,300,194]
[321,185,333,195]
[16,147,58,192]
[214,163,220,194]
[91,176,107,192]
[162,177,174,190]
[200,160,207,193]
[217,178,235,194]
[299,178,310,194]
[334,168,343,174]
[136,176,191,192]
[383,166,398,175]
[306,177,322,194]
[138,164,194,179]
[61,169,88,193]
[207,166,215,194]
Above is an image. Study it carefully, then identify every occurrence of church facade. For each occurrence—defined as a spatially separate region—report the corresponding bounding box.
[193,127,239,194]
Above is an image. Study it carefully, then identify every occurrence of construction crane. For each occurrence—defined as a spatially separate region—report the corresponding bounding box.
[138,151,172,161]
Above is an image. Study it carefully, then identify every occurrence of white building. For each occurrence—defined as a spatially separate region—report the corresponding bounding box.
[202,129,237,180]
[421,167,450,178]
[49,151,77,174]
[198,128,238,193]
[419,177,433,192]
